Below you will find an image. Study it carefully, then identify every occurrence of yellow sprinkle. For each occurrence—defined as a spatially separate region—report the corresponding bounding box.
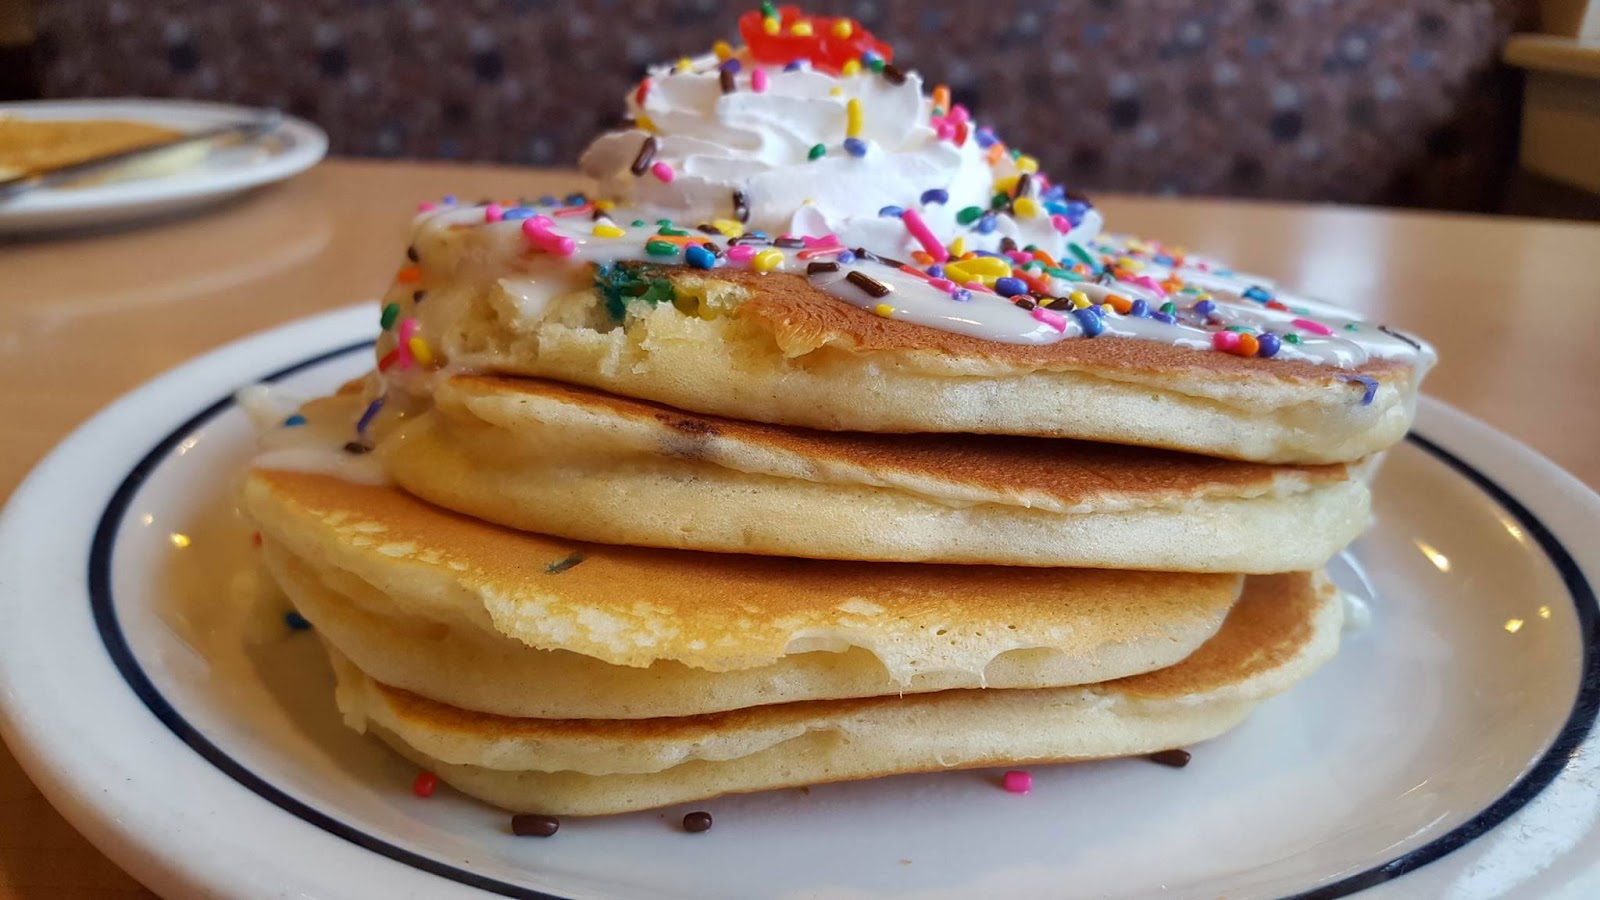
[635,114,656,133]
[593,224,626,238]
[762,16,780,35]
[713,40,733,61]
[1117,256,1144,272]
[829,86,844,97]
[846,98,863,138]
[790,20,814,36]
[873,303,895,318]
[948,236,966,257]
[841,59,861,76]
[1070,291,1091,309]
[832,20,854,38]
[993,174,1020,194]
[408,336,434,366]
[676,56,692,72]
[753,248,784,272]
[1015,155,1039,173]
[710,218,745,238]
[1013,196,1041,218]
[594,200,615,212]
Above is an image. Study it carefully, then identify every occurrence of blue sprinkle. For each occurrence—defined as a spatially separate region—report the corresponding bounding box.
[784,59,805,71]
[951,289,972,302]
[971,249,1005,258]
[878,205,905,217]
[1129,299,1149,318]
[975,127,997,148]
[564,193,588,206]
[1064,201,1090,226]
[441,194,458,205]
[837,250,857,264]
[1257,332,1282,358]
[843,137,868,157]
[684,245,717,269]
[926,264,945,279]
[502,206,537,220]
[356,397,384,435]
[861,50,882,65]
[1153,254,1174,266]
[1044,201,1070,216]
[282,414,308,428]
[1087,303,1105,317]
[975,214,997,234]
[749,230,768,238]
[719,59,742,73]
[1214,268,1235,278]
[1345,374,1378,406]
[284,611,312,631]
[537,195,557,206]
[1193,299,1217,317]
[920,188,950,205]
[994,277,1028,297]
[1243,285,1274,303]
[1042,184,1066,202]
[1152,311,1177,325]
[1073,307,1105,336]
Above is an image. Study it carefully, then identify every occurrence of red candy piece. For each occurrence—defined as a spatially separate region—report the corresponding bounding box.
[413,771,438,798]
[739,6,892,74]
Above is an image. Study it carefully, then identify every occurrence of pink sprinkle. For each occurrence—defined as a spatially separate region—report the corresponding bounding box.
[802,233,842,249]
[650,161,675,183]
[1050,214,1073,234]
[928,277,956,292]
[396,318,418,368]
[900,209,948,263]
[1002,770,1032,794]
[726,245,756,263]
[1031,307,1067,332]
[553,203,595,218]
[1213,331,1241,351]
[1004,250,1033,265]
[521,217,577,256]
[417,202,437,212]
[1291,317,1334,336]
[1132,275,1167,296]
[933,120,956,141]
[751,69,769,92]
[948,104,971,125]
[964,280,996,295]
[484,203,504,223]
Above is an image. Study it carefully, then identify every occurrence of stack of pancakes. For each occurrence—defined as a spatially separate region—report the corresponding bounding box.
[241,261,1412,817]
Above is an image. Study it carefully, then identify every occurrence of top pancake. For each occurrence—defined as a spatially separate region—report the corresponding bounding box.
[242,469,1243,681]
[378,220,1430,462]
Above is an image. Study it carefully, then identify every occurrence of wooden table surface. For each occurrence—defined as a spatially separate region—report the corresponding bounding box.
[1,159,1598,898]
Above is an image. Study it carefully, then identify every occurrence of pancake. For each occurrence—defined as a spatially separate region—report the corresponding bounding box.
[374,374,1369,573]
[0,116,203,183]
[328,571,1342,814]
[376,229,1428,464]
[244,469,1244,716]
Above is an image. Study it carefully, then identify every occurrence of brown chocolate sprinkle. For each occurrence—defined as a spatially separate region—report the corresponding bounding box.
[806,260,840,275]
[511,814,560,837]
[999,236,1019,254]
[1379,324,1424,351]
[719,68,736,94]
[1147,749,1192,768]
[630,136,659,176]
[852,247,908,269]
[697,223,723,235]
[1013,297,1037,310]
[1013,173,1032,199]
[413,290,427,303]
[774,236,806,248]
[882,64,907,85]
[406,246,419,262]
[341,442,371,455]
[732,189,750,223]
[846,270,893,298]
[682,811,713,833]
[545,553,587,575]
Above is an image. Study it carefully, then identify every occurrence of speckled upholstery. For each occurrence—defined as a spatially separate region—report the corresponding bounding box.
[36,0,1532,211]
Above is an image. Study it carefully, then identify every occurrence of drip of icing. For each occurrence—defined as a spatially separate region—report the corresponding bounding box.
[241,387,389,486]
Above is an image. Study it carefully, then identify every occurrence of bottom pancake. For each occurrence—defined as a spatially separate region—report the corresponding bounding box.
[330,572,1342,816]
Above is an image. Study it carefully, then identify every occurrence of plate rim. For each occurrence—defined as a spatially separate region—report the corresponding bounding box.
[0,97,328,216]
[1,306,1597,899]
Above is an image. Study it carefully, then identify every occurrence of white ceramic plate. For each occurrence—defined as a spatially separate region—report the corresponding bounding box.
[1,305,1597,899]
[0,98,327,235]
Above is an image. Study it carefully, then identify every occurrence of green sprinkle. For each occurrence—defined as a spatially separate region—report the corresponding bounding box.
[545,553,585,574]
[991,192,1010,210]
[1225,325,1253,333]
[657,225,689,237]
[1055,271,1086,282]
[1293,306,1311,315]
[760,0,776,16]
[631,219,647,227]
[1344,322,1360,331]
[379,303,400,330]
[1068,243,1097,268]
[956,206,983,225]
[1284,333,1303,344]
[656,218,672,226]
[869,58,885,72]
[808,143,826,160]
[1009,147,1023,159]
[645,239,679,257]
[1023,260,1045,272]
[1160,301,1177,315]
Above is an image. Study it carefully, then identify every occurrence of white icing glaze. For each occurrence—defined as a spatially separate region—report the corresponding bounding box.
[242,387,388,485]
